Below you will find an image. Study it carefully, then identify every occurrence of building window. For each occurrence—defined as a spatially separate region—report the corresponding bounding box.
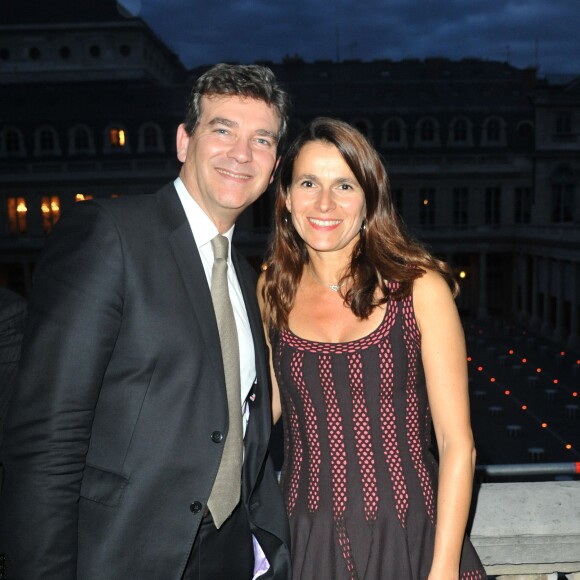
[419,188,436,226]
[41,196,61,233]
[138,123,164,153]
[35,126,60,156]
[551,165,575,223]
[75,193,94,202]
[514,187,532,224]
[555,113,572,135]
[449,117,473,146]
[485,187,501,226]
[69,125,94,154]
[381,119,405,147]
[1,128,25,156]
[453,188,469,226]
[417,118,436,144]
[7,197,27,235]
[482,117,506,146]
[105,126,129,152]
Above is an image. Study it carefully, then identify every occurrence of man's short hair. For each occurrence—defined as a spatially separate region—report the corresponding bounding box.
[183,63,291,149]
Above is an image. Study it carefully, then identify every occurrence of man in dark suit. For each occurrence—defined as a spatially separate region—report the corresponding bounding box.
[0,64,291,580]
[0,288,26,481]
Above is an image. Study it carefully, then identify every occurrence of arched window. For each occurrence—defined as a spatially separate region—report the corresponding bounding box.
[482,117,506,146]
[69,124,95,155]
[1,127,26,156]
[449,117,473,146]
[137,122,165,153]
[104,125,130,153]
[381,118,406,148]
[415,118,440,147]
[34,126,60,156]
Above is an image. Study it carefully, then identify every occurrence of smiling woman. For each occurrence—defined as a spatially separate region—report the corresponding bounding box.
[259,117,487,579]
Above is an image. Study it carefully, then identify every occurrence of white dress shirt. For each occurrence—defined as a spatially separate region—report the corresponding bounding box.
[174,177,256,435]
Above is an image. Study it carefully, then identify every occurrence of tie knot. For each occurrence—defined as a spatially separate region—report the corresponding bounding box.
[211,235,229,261]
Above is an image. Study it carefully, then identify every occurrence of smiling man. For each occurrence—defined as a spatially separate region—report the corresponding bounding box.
[0,64,291,580]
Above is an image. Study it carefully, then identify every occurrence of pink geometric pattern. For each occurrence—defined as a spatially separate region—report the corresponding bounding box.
[281,302,395,355]
[284,398,303,517]
[290,350,321,512]
[319,355,348,519]
[379,301,409,526]
[461,571,485,579]
[402,296,435,523]
[348,352,379,522]
[335,517,359,580]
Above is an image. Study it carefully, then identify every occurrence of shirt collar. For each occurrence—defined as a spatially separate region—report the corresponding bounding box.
[174,177,235,256]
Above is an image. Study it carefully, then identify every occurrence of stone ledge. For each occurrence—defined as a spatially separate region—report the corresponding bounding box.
[470,481,580,576]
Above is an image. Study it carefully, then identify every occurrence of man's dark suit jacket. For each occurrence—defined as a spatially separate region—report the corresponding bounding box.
[0,288,26,465]
[0,183,291,579]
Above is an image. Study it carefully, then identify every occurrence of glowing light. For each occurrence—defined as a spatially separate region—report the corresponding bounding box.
[541,423,548,428]
[508,349,514,355]
[41,203,50,214]
[553,379,559,384]
[423,198,429,206]
[467,356,472,362]
[565,444,572,450]
[573,392,578,397]
[560,351,565,356]
[51,201,59,212]
[16,202,27,213]
[459,271,467,279]
[490,377,496,383]
[522,358,527,363]
[504,390,511,395]
[536,367,542,373]
[477,366,483,372]
[521,405,528,410]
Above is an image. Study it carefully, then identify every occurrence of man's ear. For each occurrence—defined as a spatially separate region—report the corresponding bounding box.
[176,124,190,163]
[269,156,281,185]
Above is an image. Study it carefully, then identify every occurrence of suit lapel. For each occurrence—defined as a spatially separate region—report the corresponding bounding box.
[158,184,224,383]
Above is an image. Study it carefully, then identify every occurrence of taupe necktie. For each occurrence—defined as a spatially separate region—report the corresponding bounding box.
[206,234,243,528]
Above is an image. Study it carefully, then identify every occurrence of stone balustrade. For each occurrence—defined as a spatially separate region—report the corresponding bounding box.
[470,481,580,579]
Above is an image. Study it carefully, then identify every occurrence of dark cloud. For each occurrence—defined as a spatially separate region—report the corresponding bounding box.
[127,0,579,74]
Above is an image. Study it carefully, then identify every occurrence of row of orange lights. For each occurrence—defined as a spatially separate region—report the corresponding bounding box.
[467,352,576,451]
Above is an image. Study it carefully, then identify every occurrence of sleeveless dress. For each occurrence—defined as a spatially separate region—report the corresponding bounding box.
[272,289,486,580]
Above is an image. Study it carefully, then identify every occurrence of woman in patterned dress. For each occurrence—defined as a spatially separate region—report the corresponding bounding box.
[259,118,486,579]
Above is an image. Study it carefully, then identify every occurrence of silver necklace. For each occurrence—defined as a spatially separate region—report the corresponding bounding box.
[309,265,345,292]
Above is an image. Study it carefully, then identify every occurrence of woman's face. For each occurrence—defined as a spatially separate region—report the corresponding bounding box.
[285,140,366,257]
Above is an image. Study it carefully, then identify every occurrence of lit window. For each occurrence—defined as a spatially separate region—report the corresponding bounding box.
[110,128,126,148]
[7,197,28,234]
[41,196,60,233]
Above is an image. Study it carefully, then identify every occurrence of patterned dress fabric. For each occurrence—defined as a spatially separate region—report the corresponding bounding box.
[272,288,486,579]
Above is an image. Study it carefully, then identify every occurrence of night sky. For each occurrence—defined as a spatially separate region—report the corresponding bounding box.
[118,0,579,75]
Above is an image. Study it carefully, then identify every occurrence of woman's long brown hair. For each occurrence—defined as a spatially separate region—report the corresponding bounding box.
[262,117,457,330]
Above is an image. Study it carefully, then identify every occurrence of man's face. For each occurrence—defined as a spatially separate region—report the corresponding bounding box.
[176,94,280,232]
